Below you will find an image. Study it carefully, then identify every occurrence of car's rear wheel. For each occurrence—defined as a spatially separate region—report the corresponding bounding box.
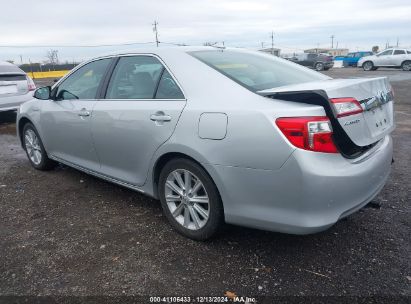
[363,61,374,71]
[23,123,55,170]
[314,62,324,71]
[401,61,411,71]
[158,158,224,240]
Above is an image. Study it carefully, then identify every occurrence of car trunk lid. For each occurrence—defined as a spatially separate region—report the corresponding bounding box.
[258,77,394,147]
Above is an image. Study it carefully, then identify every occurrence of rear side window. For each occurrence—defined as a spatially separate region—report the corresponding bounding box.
[155,69,184,99]
[106,56,184,100]
[189,50,328,92]
[394,50,406,55]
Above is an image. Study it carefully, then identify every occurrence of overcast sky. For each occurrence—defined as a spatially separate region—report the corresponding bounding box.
[1,0,410,63]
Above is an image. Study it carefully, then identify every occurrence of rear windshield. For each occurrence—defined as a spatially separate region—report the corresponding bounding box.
[0,74,26,81]
[189,50,329,92]
[0,64,24,74]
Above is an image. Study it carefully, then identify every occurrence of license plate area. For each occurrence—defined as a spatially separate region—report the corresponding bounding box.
[363,105,391,137]
[0,84,18,95]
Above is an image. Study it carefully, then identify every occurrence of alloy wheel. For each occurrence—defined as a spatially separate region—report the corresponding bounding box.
[164,169,210,230]
[24,129,42,165]
[315,63,324,71]
[402,61,411,71]
[363,62,373,71]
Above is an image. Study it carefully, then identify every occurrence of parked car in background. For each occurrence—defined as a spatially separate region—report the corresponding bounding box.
[18,47,394,240]
[343,51,373,67]
[0,61,36,112]
[290,53,334,71]
[358,48,411,71]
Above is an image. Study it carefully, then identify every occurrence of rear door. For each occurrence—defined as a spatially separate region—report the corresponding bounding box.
[391,49,407,66]
[307,54,318,67]
[40,58,112,171]
[91,55,186,186]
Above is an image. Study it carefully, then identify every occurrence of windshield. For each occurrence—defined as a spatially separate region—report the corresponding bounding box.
[189,50,330,92]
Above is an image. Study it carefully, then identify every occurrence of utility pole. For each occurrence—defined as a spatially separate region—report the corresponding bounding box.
[270,31,274,55]
[153,20,159,47]
[330,35,335,48]
[261,42,264,49]
[396,37,399,47]
[19,55,23,64]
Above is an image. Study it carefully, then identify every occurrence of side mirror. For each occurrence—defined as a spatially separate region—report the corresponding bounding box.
[34,86,51,100]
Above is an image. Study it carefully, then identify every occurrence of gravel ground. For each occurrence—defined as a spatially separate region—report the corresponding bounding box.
[0,68,410,300]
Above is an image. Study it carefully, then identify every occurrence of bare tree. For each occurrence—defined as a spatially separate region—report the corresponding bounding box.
[46,49,59,70]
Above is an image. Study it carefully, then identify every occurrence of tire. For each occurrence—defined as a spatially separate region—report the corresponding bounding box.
[401,61,411,71]
[22,123,56,170]
[314,62,324,71]
[158,158,224,240]
[363,61,374,71]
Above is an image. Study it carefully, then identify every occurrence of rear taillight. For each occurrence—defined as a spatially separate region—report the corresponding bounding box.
[27,76,36,91]
[276,117,338,153]
[330,97,363,117]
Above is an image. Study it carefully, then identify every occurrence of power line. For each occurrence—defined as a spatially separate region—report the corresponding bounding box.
[0,41,156,48]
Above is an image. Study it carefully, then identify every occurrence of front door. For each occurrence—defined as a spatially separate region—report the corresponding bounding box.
[40,58,112,171]
[375,49,393,66]
[91,55,186,186]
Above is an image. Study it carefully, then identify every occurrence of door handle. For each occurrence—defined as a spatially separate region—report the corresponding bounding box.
[150,112,171,122]
[78,108,90,117]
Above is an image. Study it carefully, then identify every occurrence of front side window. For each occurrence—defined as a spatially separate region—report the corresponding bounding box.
[189,50,329,92]
[55,59,111,100]
[106,56,164,99]
[378,50,393,56]
[393,50,406,55]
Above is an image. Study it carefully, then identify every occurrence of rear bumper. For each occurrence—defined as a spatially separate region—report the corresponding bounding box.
[0,92,33,112]
[206,135,393,234]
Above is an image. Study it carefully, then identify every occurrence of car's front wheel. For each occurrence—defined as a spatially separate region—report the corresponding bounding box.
[363,61,374,71]
[22,123,55,170]
[401,61,411,71]
[158,158,224,240]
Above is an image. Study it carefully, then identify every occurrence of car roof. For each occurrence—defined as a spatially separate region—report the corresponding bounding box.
[0,61,25,74]
[97,46,226,58]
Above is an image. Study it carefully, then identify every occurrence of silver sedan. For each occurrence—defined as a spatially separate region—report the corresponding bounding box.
[17,47,394,240]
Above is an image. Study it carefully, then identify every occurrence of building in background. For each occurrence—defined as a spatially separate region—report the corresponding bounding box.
[304,48,349,56]
[259,47,281,56]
